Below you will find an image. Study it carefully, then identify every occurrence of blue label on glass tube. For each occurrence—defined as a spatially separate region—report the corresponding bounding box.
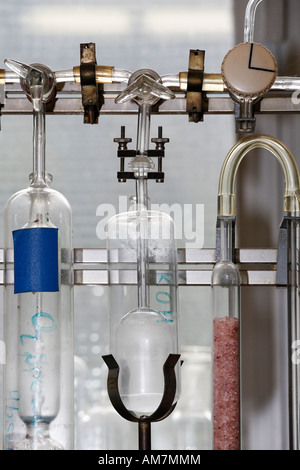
[13,227,59,294]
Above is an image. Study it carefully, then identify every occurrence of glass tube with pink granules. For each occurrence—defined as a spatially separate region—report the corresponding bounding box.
[212,217,241,450]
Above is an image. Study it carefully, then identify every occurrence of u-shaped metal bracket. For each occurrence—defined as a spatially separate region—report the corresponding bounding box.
[102,353,180,422]
[102,353,181,450]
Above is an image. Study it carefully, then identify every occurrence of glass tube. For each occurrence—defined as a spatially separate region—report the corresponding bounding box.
[161,74,180,89]
[55,67,131,84]
[217,134,300,449]
[3,64,73,450]
[217,135,300,217]
[244,0,263,43]
[112,68,132,83]
[107,72,179,417]
[211,217,240,450]
[107,207,180,418]
[168,346,211,450]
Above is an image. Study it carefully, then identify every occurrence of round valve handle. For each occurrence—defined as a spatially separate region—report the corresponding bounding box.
[221,42,278,101]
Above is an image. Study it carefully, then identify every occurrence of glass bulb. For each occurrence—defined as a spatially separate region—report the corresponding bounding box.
[3,175,73,450]
[114,307,177,417]
[107,209,180,418]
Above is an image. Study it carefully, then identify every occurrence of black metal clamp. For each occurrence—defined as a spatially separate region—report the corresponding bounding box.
[114,126,169,183]
[102,353,180,450]
[276,217,289,286]
[79,42,102,124]
[276,216,300,287]
[186,49,207,123]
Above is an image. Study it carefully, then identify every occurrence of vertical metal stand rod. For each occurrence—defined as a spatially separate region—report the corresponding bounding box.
[287,218,300,450]
[139,419,151,450]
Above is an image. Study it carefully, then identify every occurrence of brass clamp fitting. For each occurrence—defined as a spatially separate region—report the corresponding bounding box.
[186,49,207,123]
[77,42,102,124]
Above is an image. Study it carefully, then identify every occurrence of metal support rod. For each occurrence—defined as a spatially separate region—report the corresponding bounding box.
[2,81,300,115]
[286,217,300,450]
[102,354,180,450]
[139,420,151,451]
[0,247,284,286]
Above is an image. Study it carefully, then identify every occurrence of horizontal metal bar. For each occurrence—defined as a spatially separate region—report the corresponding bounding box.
[2,82,299,115]
[0,248,280,286]
[72,268,277,286]
[73,247,278,285]
[2,96,299,115]
[0,247,278,264]
[72,248,278,265]
[0,268,278,286]
[74,248,108,264]
[184,270,277,286]
[235,248,278,264]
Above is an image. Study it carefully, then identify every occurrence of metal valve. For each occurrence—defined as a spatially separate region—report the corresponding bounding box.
[221,42,278,133]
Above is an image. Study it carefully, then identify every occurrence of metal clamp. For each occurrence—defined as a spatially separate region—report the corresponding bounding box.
[0,69,5,130]
[276,217,288,286]
[114,126,168,182]
[79,42,101,124]
[275,216,300,287]
[215,216,236,264]
[151,126,169,182]
[102,353,180,450]
[234,99,257,134]
[186,49,207,123]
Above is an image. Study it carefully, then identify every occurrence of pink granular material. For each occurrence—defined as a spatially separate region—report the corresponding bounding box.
[213,316,240,450]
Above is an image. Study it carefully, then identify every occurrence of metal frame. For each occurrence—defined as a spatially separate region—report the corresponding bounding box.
[73,248,278,286]
[0,248,279,286]
[2,81,300,116]
[0,79,295,289]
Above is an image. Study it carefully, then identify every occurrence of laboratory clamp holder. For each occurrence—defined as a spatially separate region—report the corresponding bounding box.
[2,0,300,451]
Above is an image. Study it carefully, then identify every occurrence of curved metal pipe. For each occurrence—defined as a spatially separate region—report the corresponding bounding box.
[217,134,300,217]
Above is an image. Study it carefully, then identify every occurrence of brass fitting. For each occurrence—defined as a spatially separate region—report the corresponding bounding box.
[73,65,114,84]
[179,72,224,92]
[0,69,5,85]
